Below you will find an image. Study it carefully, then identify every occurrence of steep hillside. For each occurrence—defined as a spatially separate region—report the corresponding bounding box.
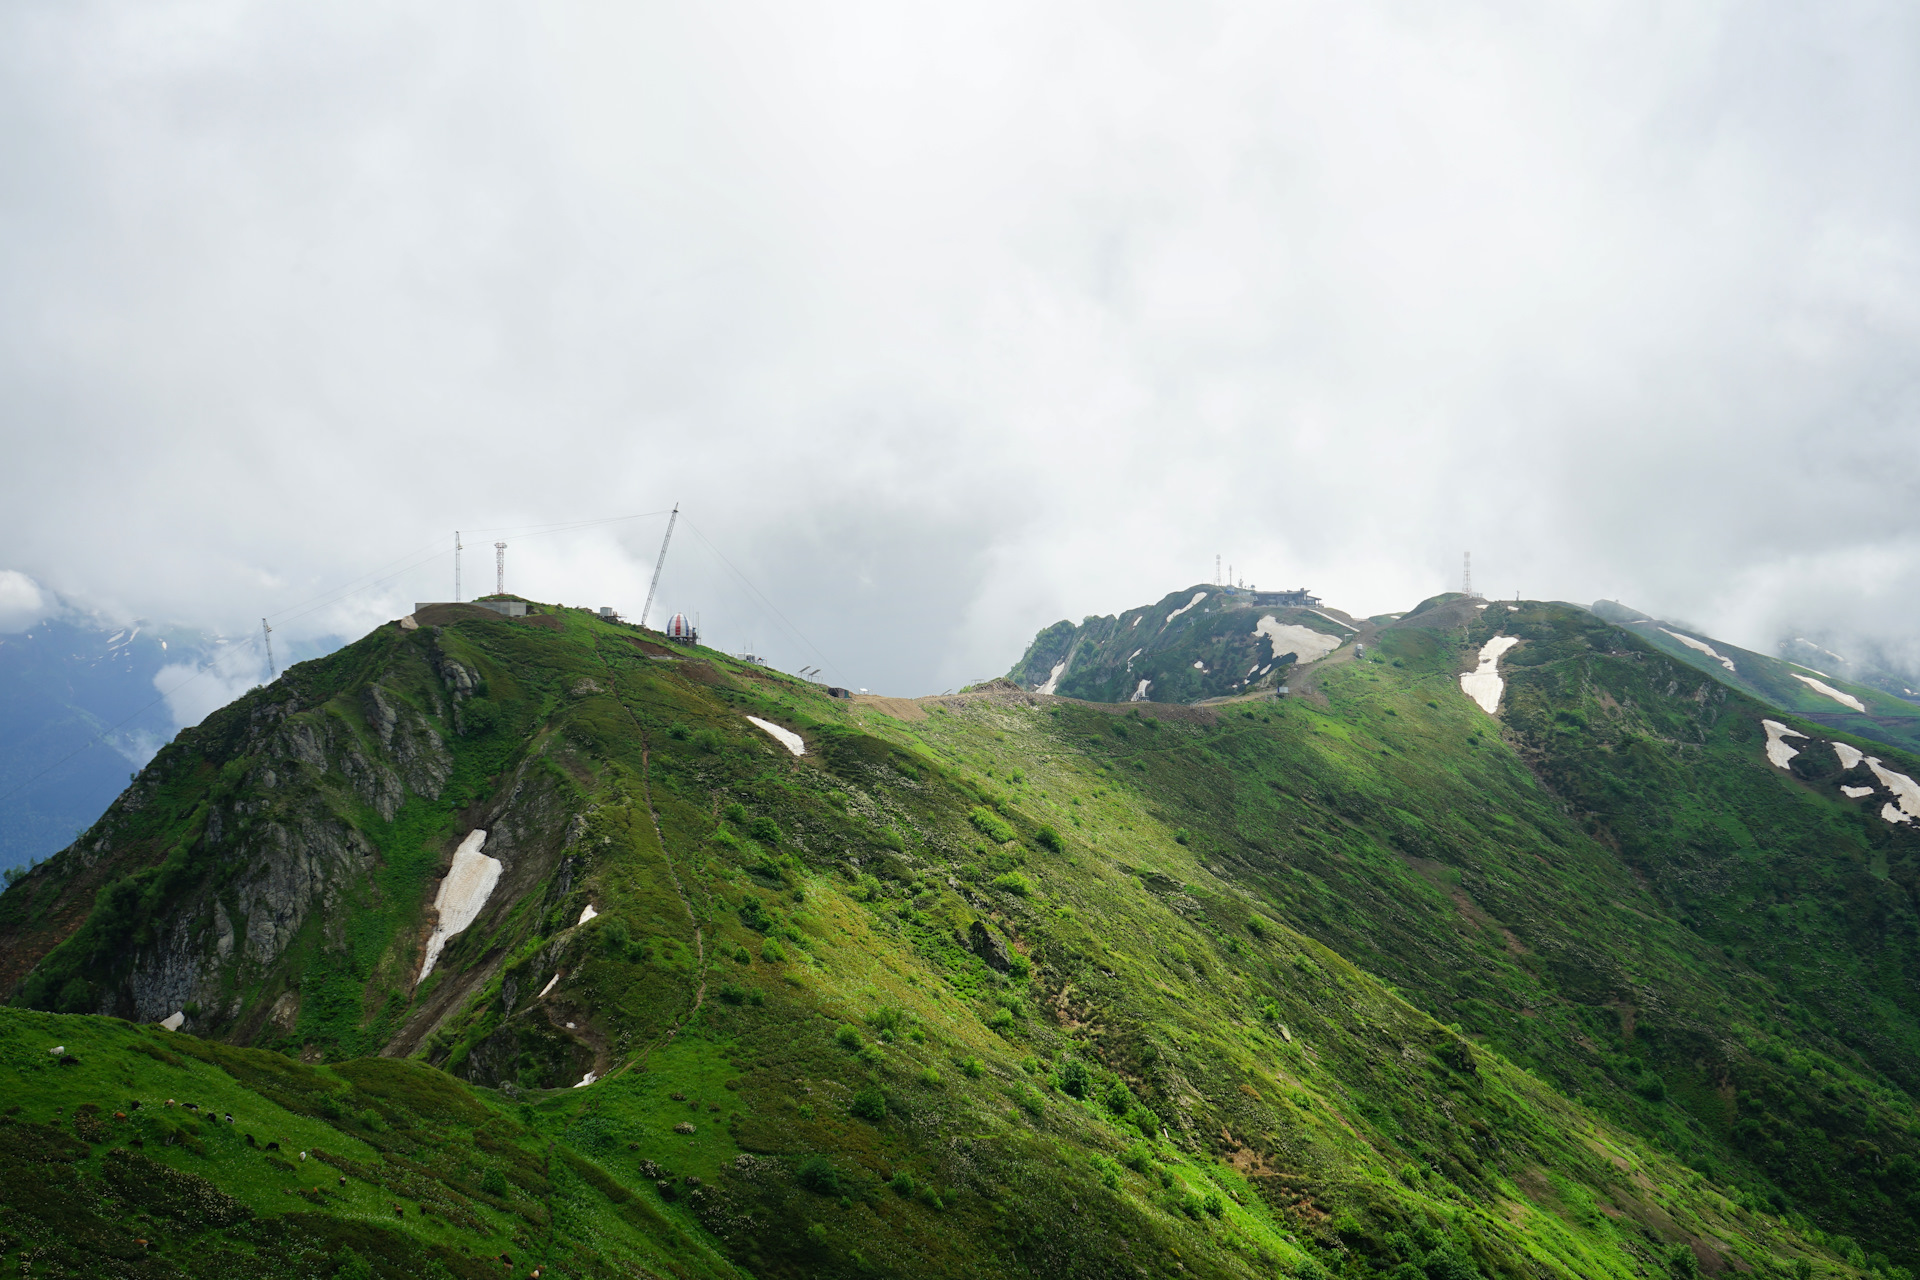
[1008,586,1360,704]
[1590,600,1920,754]
[1,596,1916,1278]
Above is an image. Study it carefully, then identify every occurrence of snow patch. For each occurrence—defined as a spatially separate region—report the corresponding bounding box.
[1834,742,1865,770]
[1253,617,1342,664]
[1460,636,1521,714]
[400,614,419,631]
[1129,679,1152,702]
[1761,720,1807,769]
[1882,803,1913,826]
[1192,660,1206,670]
[1865,757,1920,820]
[1791,673,1866,712]
[577,903,598,925]
[573,1072,598,1088]
[1841,785,1875,799]
[1034,660,1067,696]
[1125,648,1142,672]
[1659,629,1736,674]
[419,830,503,981]
[159,1012,184,1032]
[538,972,560,999]
[1165,592,1207,623]
[1475,604,1488,610]
[747,716,805,756]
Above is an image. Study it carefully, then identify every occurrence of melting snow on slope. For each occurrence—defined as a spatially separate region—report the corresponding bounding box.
[747,716,805,756]
[1883,804,1913,826]
[1835,742,1865,770]
[1659,629,1736,674]
[1307,610,1356,632]
[419,830,503,981]
[1842,785,1875,799]
[1130,679,1151,702]
[1761,721,1807,769]
[1460,636,1521,714]
[1865,758,1920,821]
[1192,660,1206,670]
[159,1012,185,1032]
[1791,673,1866,712]
[538,972,560,999]
[577,903,598,925]
[1125,648,1142,672]
[1034,661,1067,695]
[574,1072,598,1088]
[1253,617,1343,664]
[1165,592,1207,623]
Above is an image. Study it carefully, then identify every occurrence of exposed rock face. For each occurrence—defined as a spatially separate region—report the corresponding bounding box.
[967,919,1010,972]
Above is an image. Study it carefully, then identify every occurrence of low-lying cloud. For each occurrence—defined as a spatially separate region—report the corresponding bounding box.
[2,1,1917,697]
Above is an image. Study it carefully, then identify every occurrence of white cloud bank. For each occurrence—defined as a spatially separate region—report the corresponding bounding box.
[3,2,1920,696]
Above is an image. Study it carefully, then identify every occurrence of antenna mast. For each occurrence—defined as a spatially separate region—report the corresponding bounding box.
[1215,554,1221,585]
[494,542,507,595]
[454,531,462,602]
[641,503,679,629]
[261,619,276,679]
[1463,551,1473,599]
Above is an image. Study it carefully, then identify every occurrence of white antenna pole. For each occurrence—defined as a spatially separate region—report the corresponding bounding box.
[454,530,462,602]
[641,503,679,629]
[494,542,507,595]
[1215,554,1221,585]
[1463,551,1473,598]
[262,619,276,678]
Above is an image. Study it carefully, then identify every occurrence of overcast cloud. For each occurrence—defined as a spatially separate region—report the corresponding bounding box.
[4,0,1919,710]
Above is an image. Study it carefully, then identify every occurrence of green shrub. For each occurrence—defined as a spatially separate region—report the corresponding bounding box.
[1635,1073,1668,1102]
[749,816,783,844]
[1060,1058,1091,1099]
[1007,952,1032,979]
[718,983,748,1005]
[960,1056,985,1079]
[692,728,722,752]
[1016,1084,1045,1117]
[480,1166,510,1198]
[969,807,1016,843]
[668,723,691,740]
[918,1067,942,1087]
[1091,1154,1121,1189]
[797,1155,843,1195]
[723,801,749,822]
[891,1170,917,1197]
[1033,825,1064,853]
[333,1247,375,1280]
[835,1024,863,1050]
[851,1087,888,1121]
[761,937,787,964]
[1665,1244,1701,1279]
[987,1008,1016,1030]
[991,872,1033,897]
[1173,828,1191,845]
[1119,1140,1155,1173]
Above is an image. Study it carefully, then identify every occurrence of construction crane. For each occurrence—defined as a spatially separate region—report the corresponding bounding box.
[641,503,679,630]
[261,619,276,679]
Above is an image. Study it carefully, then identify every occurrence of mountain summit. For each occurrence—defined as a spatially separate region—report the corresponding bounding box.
[2,594,1918,1278]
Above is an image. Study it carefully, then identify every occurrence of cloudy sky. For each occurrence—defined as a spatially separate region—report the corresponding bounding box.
[4,0,1919,709]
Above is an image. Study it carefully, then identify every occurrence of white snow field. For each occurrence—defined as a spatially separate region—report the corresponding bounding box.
[160,1012,185,1032]
[538,972,560,999]
[1460,636,1521,714]
[1835,742,1865,770]
[747,716,805,756]
[1659,629,1737,673]
[1253,617,1342,665]
[1842,785,1875,799]
[1866,758,1920,821]
[1791,673,1866,712]
[1034,660,1067,695]
[1883,804,1914,826]
[1165,592,1208,623]
[1761,721,1807,769]
[577,903,599,925]
[419,829,503,981]
[1126,648,1143,671]
[1130,679,1152,702]
[574,1071,598,1088]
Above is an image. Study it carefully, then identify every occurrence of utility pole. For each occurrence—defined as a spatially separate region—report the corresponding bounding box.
[454,531,462,602]
[1463,551,1474,599]
[494,542,507,596]
[641,503,679,629]
[262,619,276,679]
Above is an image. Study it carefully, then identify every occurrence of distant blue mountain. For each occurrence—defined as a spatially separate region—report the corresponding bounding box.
[0,616,191,874]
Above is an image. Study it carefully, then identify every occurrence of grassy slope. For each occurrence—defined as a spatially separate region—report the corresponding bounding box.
[0,601,1911,1278]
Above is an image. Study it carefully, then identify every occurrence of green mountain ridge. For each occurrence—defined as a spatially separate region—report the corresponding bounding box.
[0,593,1918,1278]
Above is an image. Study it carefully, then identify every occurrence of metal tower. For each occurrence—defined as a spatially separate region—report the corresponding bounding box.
[262,619,276,679]
[494,542,507,595]
[454,531,462,602]
[641,503,679,629]
[1463,551,1474,598]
